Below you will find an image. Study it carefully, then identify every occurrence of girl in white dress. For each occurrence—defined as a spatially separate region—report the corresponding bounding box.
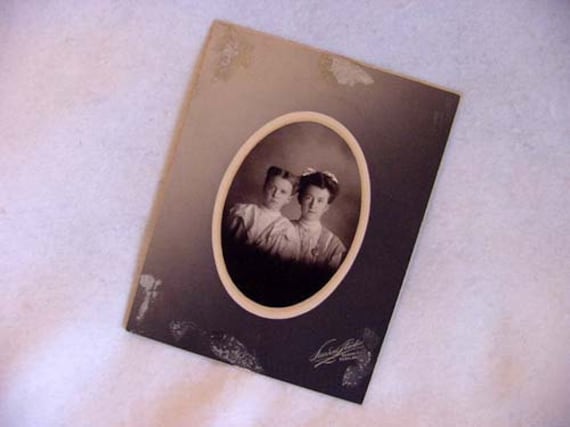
[293,169,347,270]
[226,166,298,260]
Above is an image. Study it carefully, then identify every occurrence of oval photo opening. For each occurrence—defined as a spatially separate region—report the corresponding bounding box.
[212,112,370,319]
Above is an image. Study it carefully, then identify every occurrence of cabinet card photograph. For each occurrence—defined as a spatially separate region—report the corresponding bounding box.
[126,21,460,403]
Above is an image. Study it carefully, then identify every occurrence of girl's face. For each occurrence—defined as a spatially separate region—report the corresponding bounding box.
[262,176,294,211]
[300,185,330,222]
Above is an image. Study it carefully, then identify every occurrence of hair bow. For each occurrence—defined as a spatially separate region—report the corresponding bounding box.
[301,168,339,184]
[301,167,316,176]
[323,170,339,184]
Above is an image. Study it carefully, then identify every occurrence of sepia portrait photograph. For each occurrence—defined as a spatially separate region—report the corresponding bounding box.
[214,116,369,311]
[126,21,459,403]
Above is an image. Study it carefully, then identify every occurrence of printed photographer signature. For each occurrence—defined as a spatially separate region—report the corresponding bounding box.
[309,338,366,368]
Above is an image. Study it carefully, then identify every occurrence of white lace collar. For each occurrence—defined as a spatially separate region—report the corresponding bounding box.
[296,219,322,236]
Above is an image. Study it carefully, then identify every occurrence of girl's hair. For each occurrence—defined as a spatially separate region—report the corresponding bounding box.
[298,170,340,203]
[264,166,299,193]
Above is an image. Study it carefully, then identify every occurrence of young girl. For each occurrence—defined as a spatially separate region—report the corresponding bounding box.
[293,169,347,271]
[226,166,298,260]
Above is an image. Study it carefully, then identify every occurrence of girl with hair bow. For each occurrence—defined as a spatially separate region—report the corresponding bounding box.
[293,168,347,271]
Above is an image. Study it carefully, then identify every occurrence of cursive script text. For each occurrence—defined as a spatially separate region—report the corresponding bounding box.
[309,338,366,368]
